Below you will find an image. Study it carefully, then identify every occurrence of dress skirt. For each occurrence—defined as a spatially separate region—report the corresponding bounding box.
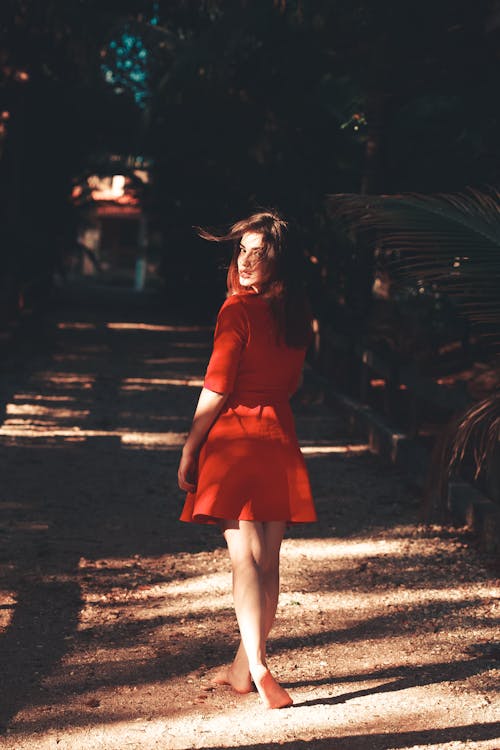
[180,395,316,525]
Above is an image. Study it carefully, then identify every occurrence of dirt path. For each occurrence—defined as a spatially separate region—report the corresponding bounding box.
[0,288,498,750]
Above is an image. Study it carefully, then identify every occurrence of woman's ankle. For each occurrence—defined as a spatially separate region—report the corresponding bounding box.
[250,664,293,709]
[249,661,268,677]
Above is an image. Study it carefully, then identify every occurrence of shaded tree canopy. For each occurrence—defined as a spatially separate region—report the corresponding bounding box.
[1,0,499,288]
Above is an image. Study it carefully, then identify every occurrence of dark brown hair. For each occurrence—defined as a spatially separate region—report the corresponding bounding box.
[196,210,312,348]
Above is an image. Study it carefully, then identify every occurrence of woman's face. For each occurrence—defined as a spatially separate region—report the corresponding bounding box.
[237,231,270,292]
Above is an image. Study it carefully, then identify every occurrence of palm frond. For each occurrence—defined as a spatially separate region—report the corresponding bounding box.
[326,186,500,353]
[449,393,500,478]
[423,392,500,520]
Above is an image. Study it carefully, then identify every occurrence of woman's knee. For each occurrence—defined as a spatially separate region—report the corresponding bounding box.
[260,552,280,579]
[223,521,265,563]
[230,552,278,585]
[228,540,266,571]
[222,519,283,575]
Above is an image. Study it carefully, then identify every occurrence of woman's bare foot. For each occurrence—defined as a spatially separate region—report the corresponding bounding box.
[211,665,253,694]
[251,665,293,709]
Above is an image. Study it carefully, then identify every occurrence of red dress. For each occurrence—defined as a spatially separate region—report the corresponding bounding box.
[179,291,317,525]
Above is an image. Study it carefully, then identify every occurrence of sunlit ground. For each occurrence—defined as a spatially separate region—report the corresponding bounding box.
[2,527,498,749]
[0,316,499,749]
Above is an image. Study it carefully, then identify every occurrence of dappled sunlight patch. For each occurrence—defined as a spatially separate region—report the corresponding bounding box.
[33,373,95,389]
[10,520,50,532]
[282,537,425,560]
[2,419,65,430]
[300,443,370,455]
[7,706,218,750]
[120,431,186,449]
[75,556,233,629]
[0,500,34,510]
[121,376,204,389]
[152,570,232,598]
[12,393,78,403]
[6,404,90,419]
[78,571,232,614]
[51,354,98,363]
[57,322,96,330]
[0,435,83,448]
[142,356,207,365]
[0,590,15,631]
[280,584,500,614]
[0,419,185,448]
[0,426,106,438]
[7,693,198,746]
[106,322,211,332]
[57,435,88,443]
[117,411,189,423]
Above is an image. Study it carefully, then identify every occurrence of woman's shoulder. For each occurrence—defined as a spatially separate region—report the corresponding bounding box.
[219,291,260,312]
[215,294,251,333]
[219,293,245,313]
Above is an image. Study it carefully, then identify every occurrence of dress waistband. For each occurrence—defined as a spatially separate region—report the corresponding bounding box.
[228,390,289,407]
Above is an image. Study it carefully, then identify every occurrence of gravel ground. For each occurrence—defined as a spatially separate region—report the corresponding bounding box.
[0,288,498,750]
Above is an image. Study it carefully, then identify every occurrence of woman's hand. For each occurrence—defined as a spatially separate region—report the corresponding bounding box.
[178,449,198,492]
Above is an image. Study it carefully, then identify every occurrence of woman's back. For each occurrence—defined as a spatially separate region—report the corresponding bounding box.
[224,293,305,401]
[204,291,306,405]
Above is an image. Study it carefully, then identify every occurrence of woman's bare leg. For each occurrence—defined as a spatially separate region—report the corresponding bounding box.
[213,521,282,690]
[213,519,292,708]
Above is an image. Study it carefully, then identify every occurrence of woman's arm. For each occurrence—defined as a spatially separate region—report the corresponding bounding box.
[177,387,229,492]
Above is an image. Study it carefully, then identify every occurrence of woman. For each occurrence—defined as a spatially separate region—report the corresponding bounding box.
[177,210,317,709]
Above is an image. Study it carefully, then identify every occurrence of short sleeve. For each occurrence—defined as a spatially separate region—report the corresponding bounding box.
[203,297,248,394]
